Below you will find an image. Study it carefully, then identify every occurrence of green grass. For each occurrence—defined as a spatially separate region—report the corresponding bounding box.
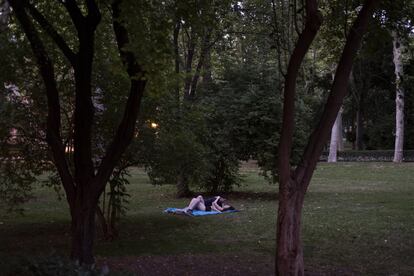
[1,162,413,275]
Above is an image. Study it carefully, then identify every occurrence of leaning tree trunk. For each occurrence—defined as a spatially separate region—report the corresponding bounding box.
[392,31,404,163]
[276,1,377,275]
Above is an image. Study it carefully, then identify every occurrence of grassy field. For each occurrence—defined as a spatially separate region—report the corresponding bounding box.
[0,162,413,275]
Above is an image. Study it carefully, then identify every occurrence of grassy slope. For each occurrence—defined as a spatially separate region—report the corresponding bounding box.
[0,162,413,275]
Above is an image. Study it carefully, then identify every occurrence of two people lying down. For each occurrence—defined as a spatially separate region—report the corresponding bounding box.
[181,195,235,215]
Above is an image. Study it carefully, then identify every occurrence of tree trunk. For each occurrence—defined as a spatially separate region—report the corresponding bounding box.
[176,170,191,198]
[0,1,10,27]
[337,108,344,151]
[328,109,342,162]
[276,0,322,274]
[202,45,212,84]
[276,1,377,275]
[328,67,343,162]
[276,182,305,275]
[392,31,404,163]
[70,197,98,265]
[96,205,109,240]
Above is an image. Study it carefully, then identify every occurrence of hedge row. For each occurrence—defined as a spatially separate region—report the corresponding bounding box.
[319,150,414,162]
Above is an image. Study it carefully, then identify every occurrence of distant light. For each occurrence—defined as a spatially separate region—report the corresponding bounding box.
[151,122,158,129]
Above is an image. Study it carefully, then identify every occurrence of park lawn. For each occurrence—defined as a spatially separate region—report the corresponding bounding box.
[0,162,413,275]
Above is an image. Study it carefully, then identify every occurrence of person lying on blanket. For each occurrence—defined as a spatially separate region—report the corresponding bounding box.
[182,195,235,215]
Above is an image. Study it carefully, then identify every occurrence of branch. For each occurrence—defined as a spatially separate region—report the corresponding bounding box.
[189,28,212,98]
[295,0,379,188]
[183,30,196,100]
[26,1,76,65]
[277,0,322,184]
[9,0,75,207]
[85,0,101,27]
[59,0,85,33]
[94,0,146,198]
[173,19,181,101]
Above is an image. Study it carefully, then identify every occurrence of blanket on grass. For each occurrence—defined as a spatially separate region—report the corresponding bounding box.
[164,207,238,216]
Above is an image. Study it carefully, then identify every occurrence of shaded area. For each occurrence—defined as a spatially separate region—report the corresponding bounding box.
[97,253,274,276]
[0,163,413,275]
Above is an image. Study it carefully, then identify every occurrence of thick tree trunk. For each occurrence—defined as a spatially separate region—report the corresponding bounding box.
[392,31,404,163]
[70,199,97,265]
[276,182,305,275]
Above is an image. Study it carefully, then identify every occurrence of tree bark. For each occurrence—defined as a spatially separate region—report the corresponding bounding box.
[276,0,322,274]
[276,186,305,275]
[328,109,342,162]
[328,66,343,162]
[0,0,10,28]
[176,170,191,198]
[276,1,377,275]
[392,30,404,163]
[337,108,344,151]
[70,198,97,264]
[95,205,109,239]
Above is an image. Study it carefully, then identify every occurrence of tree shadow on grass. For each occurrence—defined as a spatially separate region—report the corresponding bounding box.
[0,221,70,257]
[96,213,215,257]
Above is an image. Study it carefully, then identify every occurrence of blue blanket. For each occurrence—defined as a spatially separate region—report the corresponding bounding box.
[164,208,238,216]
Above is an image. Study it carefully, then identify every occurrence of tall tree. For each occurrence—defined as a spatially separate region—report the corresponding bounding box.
[7,0,147,264]
[328,65,343,162]
[379,0,414,160]
[392,30,404,162]
[276,0,378,274]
